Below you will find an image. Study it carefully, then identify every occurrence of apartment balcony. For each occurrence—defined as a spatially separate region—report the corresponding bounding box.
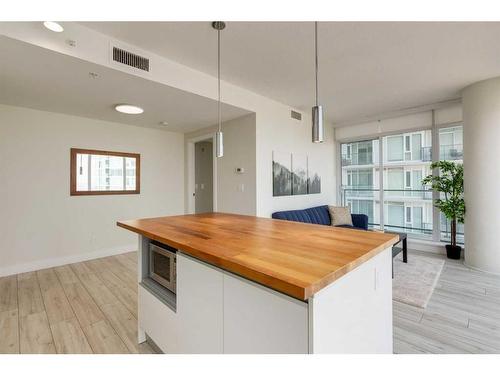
[341,152,374,167]
[440,144,463,160]
[421,146,432,162]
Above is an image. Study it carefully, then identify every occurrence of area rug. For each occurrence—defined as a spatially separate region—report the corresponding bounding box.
[392,253,445,308]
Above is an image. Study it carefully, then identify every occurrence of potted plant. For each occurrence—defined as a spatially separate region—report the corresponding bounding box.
[423,161,465,259]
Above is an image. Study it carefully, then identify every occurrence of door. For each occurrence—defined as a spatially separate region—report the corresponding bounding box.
[194,141,213,213]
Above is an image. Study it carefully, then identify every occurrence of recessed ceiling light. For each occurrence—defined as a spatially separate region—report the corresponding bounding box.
[115,104,144,114]
[43,21,64,33]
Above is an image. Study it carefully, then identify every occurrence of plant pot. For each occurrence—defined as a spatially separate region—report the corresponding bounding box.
[445,244,462,260]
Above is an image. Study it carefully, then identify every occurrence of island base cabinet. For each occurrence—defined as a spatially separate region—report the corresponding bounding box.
[309,248,393,353]
[138,248,393,354]
[223,273,309,354]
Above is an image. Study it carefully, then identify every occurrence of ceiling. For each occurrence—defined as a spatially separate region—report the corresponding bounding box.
[81,21,500,125]
[0,36,250,132]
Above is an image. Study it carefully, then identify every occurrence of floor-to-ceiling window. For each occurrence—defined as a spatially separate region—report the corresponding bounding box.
[439,125,464,243]
[382,130,433,238]
[340,139,380,229]
[341,124,463,242]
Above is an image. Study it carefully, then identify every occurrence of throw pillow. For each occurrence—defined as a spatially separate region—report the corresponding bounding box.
[328,206,353,227]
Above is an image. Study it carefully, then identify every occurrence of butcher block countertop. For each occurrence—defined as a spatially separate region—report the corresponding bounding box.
[117,213,399,300]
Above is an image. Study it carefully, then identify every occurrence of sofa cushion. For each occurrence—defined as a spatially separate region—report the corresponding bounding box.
[328,206,353,227]
[351,214,369,230]
[304,205,331,226]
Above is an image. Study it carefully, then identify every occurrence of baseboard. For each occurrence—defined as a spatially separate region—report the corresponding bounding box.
[407,238,446,255]
[0,244,137,277]
[408,238,466,257]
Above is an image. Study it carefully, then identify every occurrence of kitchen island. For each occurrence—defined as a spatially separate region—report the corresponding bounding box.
[117,213,399,354]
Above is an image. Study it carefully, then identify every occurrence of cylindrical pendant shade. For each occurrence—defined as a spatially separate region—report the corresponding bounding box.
[312,105,324,143]
[216,130,224,158]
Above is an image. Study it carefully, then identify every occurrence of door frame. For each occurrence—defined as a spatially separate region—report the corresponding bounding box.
[186,133,218,214]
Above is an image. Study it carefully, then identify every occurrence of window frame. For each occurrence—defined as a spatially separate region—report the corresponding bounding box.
[405,170,412,188]
[70,148,141,196]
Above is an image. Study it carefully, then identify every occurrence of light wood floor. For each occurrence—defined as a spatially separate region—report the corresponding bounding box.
[0,252,156,354]
[1,251,500,354]
[394,252,500,354]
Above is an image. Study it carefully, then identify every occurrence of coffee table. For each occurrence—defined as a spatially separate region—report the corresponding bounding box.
[385,231,407,277]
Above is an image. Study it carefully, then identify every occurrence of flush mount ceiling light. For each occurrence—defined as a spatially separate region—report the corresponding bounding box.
[312,21,324,143]
[114,104,144,114]
[212,21,226,158]
[43,21,64,33]
[159,121,169,126]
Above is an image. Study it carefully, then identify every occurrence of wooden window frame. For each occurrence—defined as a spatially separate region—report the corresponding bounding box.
[70,148,140,196]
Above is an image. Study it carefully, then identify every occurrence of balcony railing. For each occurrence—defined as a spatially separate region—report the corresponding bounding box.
[341,187,433,237]
[342,187,433,200]
[340,187,465,241]
[421,146,432,162]
[341,152,374,166]
[440,144,463,161]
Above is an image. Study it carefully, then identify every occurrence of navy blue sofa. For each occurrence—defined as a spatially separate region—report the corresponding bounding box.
[271,205,369,230]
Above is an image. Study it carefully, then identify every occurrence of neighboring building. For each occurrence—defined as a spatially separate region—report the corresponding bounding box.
[76,154,137,191]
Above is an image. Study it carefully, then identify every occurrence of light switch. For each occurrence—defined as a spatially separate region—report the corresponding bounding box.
[201,183,205,190]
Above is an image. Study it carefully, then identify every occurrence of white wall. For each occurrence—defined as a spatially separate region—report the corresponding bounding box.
[186,114,257,216]
[256,109,337,217]
[462,77,500,274]
[0,104,184,276]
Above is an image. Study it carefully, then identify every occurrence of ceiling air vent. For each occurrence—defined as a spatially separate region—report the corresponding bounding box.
[291,110,302,121]
[112,46,150,72]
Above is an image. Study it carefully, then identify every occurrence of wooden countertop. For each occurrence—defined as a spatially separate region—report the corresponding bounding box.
[117,213,399,300]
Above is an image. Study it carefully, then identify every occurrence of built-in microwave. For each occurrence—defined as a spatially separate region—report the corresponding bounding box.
[149,243,176,294]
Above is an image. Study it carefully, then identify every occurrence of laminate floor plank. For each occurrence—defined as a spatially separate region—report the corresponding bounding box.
[17,272,44,317]
[73,270,120,307]
[124,251,138,264]
[36,269,74,324]
[100,257,137,291]
[60,282,105,328]
[0,309,19,353]
[0,275,18,312]
[82,320,129,354]
[113,254,137,273]
[19,311,56,354]
[54,265,80,285]
[100,302,140,353]
[96,271,137,318]
[50,317,92,354]
[70,261,95,278]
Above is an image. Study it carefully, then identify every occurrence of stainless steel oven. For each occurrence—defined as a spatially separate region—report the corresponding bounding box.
[149,243,176,294]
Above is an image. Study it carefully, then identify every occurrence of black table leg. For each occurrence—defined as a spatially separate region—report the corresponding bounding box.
[403,238,408,263]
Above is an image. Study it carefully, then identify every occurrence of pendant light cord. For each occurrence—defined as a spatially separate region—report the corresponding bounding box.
[315,21,319,107]
[217,28,221,132]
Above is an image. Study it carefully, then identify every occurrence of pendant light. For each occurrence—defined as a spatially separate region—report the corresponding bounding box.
[213,21,226,158]
[312,21,324,143]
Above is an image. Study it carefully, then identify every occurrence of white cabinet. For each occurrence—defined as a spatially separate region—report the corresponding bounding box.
[176,253,224,353]
[223,273,308,353]
[138,284,179,352]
